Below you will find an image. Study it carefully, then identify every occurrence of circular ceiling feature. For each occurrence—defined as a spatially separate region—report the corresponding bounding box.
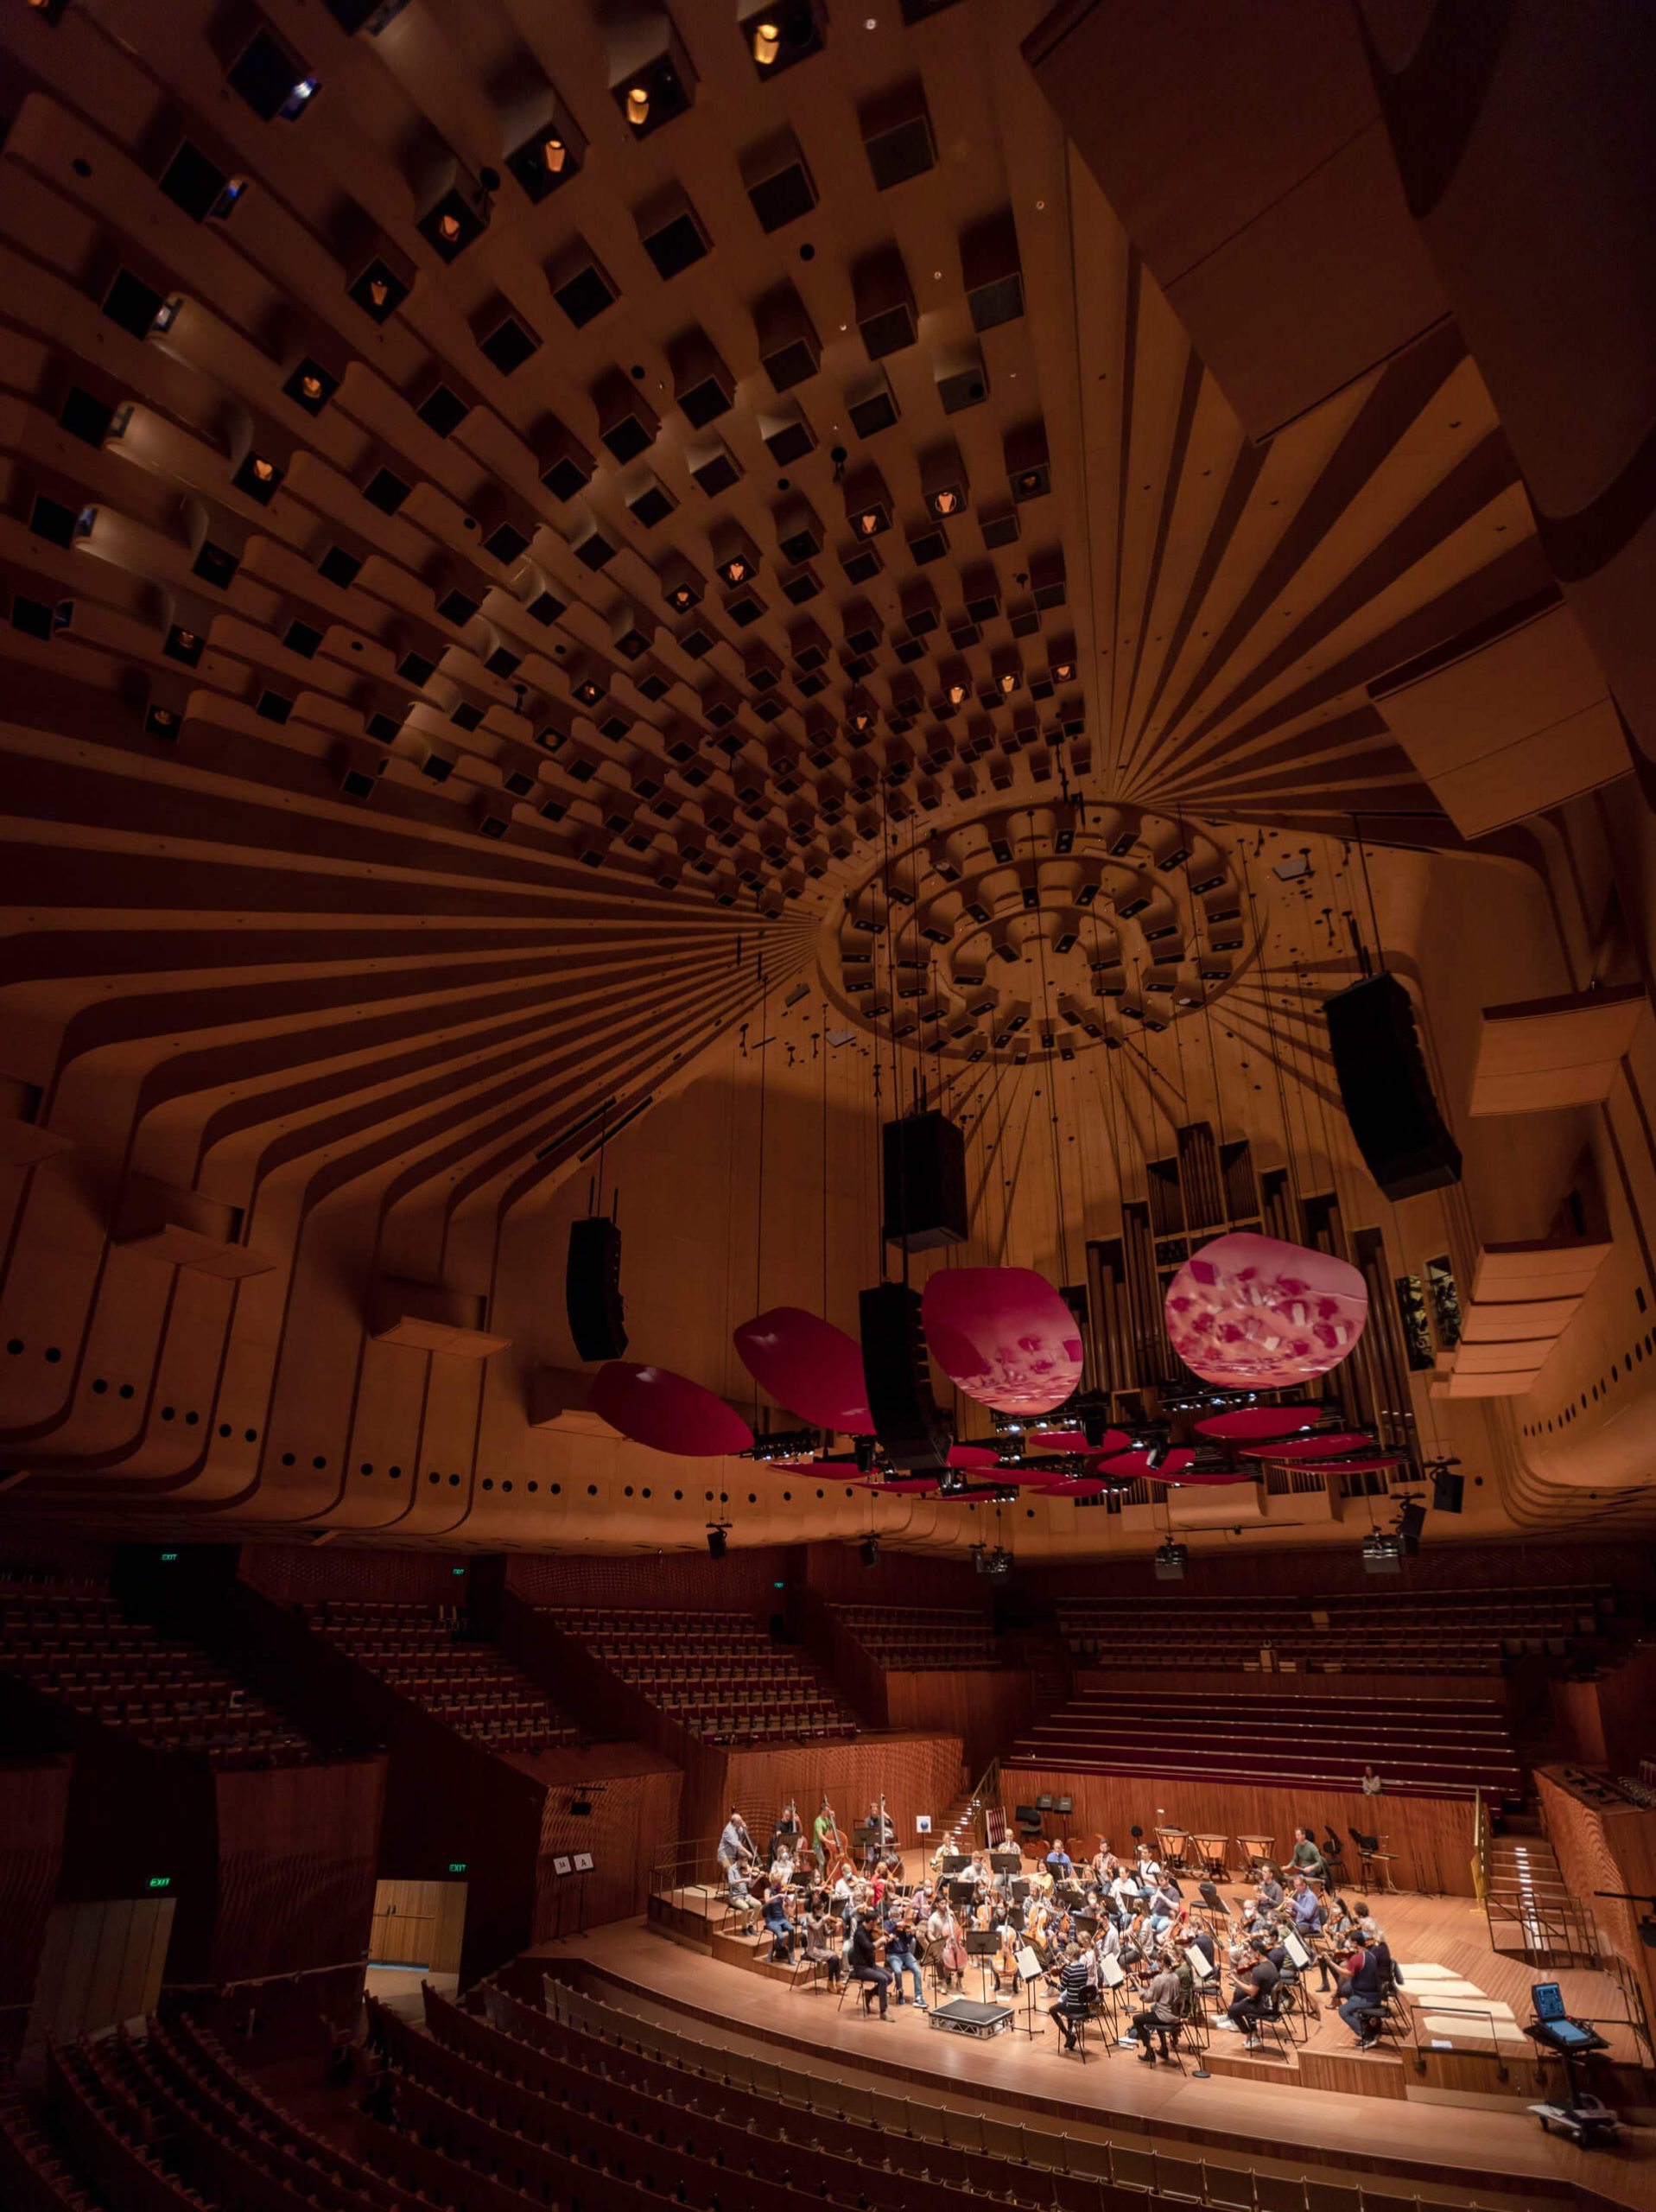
[733,1305,872,1432]
[819,800,1255,1063]
[1164,1233,1369,1387]
[589,1362,754,1457]
[923,1266,1084,1415]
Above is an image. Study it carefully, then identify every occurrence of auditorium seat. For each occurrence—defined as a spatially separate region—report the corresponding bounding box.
[1006,1687,1522,1797]
[1055,1582,1617,1677]
[0,1586,313,1769]
[298,1599,580,1757]
[833,1603,999,1669]
[547,1605,859,1744]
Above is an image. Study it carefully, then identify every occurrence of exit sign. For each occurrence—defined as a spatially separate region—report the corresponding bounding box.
[160,1552,179,1562]
[147,1876,172,1891]
[447,1860,467,1874]
[451,1566,466,1576]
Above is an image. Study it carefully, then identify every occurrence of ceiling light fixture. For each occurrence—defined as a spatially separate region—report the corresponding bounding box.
[625,86,650,128]
[542,135,567,174]
[752,20,780,64]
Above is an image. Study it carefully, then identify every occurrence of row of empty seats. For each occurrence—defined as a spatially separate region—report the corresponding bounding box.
[0,1589,312,1769]
[1009,1688,1523,1798]
[1057,1583,1617,1676]
[299,1599,579,1757]
[833,1603,999,1669]
[546,1605,858,1745]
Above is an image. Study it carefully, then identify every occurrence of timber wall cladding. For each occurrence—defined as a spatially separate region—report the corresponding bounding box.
[682,1732,966,1874]
[999,1764,1478,1897]
[1536,1768,1656,2029]
[198,1756,387,1990]
[0,1756,71,2054]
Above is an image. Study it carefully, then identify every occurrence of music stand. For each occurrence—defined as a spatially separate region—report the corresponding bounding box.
[1016,1943,1048,2043]
[966,1927,998,2001]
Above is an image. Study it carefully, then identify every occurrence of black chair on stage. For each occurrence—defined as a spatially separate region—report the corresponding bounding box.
[1321,1830,1350,1890]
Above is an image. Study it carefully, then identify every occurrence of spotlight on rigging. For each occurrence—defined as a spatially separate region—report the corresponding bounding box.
[707,1524,729,1560]
[1395,1498,1426,1554]
[1361,1530,1404,1575]
[1153,1541,1187,1582]
[860,1535,879,1568]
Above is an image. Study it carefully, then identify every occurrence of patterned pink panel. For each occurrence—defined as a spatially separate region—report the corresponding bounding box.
[947,1443,1001,1468]
[733,1306,872,1432]
[1163,1233,1367,1387]
[1195,1407,1321,1440]
[1240,1430,1374,1460]
[922,1267,1084,1415]
[589,1363,754,1457]
[1094,1447,1196,1481]
[1031,1427,1130,1455]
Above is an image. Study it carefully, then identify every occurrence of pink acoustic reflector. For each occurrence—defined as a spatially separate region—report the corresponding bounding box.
[733,1306,872,1432]
[1195,1407,1322,1441]
[1095,1447,1196,1482]
[1030,1427,1130,1456]
[948,1443,1001,1469]
[589,1362,754,1458]
[1164,1233,1368,1388]
[1240,1430,1374,1461]
[1148,1464,1258,1487]
[922,1267,1084,1416]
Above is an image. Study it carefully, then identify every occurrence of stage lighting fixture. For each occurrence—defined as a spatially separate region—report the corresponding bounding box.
[1395,1498,1425,1554]
[707,1525,727,1559]
[860,1535,879,1567]
[1153,1541,1187,1582]
[1361,1531,1403,1574]
[568,1794,593,1816]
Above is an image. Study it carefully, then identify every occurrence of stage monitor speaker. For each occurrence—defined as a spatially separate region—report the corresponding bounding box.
[566,1216,626,1360]
[1397,1499,1426,1553]
[1431,1465,1464,1515]
[1323,972,1462,1200]
[882,1109,968,1250]
[859,1281,952,1472]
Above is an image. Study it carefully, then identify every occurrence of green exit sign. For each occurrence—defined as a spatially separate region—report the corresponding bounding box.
[447,1860,467,1874]
[451,1566,466,1576]
[160,1552,179,1563]
[147,1876,172,1891]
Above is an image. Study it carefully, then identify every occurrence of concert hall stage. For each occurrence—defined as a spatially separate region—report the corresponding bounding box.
[546,1875,1655,2211]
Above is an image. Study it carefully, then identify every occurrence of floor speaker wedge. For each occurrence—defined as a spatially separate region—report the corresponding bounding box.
[859,1281,952,1473]
[566,1216,627,1360]
[1323,972,1462,1200]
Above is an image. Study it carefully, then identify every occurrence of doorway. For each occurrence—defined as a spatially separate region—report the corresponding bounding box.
[366,1878,466,2012]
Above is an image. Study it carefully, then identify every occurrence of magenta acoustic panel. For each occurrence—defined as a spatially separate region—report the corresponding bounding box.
[1240,1429,1374,1460]
[1164,1233,1367,1387]
[1194,1406,1321,1440]
[922,1266,1083,1414]
[589,1361,754,1456]
[733,1305,872,1431]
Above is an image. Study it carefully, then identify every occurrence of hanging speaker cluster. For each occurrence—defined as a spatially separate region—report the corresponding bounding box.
[566,1216,627,1360]
[1323,972,1462,1200]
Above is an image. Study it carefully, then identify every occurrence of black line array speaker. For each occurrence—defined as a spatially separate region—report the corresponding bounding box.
[566,1216,627,1360]
[881,1109,968,1250]
[859,1281,952,1473]
[1323,972,1462,1200]
[1431,1465,1465,1515]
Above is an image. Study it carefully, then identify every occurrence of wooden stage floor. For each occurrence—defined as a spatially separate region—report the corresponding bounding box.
[537,1875,1656,2212]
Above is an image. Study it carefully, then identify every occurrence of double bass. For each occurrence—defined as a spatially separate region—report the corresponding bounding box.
[814,1796,849,1886]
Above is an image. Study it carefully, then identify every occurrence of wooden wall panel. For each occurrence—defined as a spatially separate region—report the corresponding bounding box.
[0,1755,71,2054]
[884,1669,1035,1774]
[1075,1665,1510,1709]
[683,1732,966,1878]
[238,1546,466,1608]
[1016,1535,1646,1608]
[1000,1764,1478,1896]
[505,1547,797,1616]
[1536,1767,1656,2029]
[25,1897,174,2046]
[530,1747,683,1943]
[803,1548,986,1610]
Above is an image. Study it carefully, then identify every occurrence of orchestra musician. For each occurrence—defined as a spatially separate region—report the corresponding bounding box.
[813,1796,844,1880]
[926,1892,968,1989]
[864,1795,896,1867]
[883,1897,927,2009]
[718,1806,757,1871]
[803,1902,843,1993]
[768,1797,802,1868]
[1045,1942,1094,2054]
